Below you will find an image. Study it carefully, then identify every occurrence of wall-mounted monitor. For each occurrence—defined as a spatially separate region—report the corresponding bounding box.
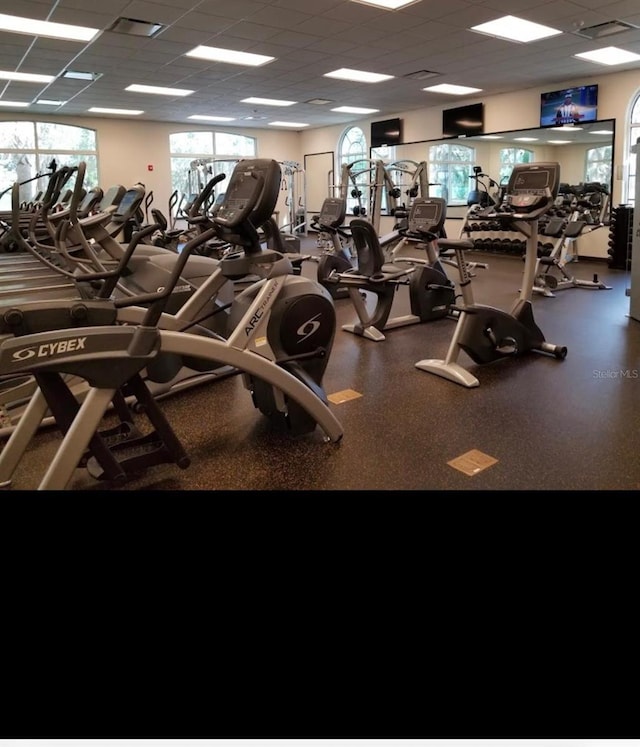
[540,84,598,127]
[371,118,402,148]
[442,103,484,138]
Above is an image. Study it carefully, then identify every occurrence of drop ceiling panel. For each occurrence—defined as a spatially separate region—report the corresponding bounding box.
[237,7,313,27]
[0,0,639,128]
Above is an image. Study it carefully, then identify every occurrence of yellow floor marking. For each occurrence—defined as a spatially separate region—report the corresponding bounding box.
[328,389,363,404]
[448,449,498,476]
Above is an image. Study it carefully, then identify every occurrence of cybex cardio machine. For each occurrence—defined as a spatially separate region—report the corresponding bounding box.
[415,162,567,387]
[0,158,342,490]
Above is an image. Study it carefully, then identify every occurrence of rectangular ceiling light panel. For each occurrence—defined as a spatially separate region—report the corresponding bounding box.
[241,97,296,106]
[0,70,54,83]
[126,84,193,96]
[0,12,98,42]
[471,15,562,42]
[185,46,274,66]
[89,107,144,115]
[331,106,379,113]
[188,115,235,121]
[575,46,640,65]
[350,0,421,9]
[423,83,482,94]
[324,68,393,83]
[268,121,309,127]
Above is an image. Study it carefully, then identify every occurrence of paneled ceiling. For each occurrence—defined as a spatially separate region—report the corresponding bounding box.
[0,0,639,130]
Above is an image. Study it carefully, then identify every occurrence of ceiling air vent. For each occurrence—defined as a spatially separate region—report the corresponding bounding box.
[574,20,638,40]
[403,70,440,81]
[107,17,165,38]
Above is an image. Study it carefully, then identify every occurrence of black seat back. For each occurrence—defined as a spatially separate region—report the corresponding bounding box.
[349,219,385,277]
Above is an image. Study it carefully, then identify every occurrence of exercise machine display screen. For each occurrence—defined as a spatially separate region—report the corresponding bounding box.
[503,163,560,213]
[215,159,280,227]
[507,164,559,196]
[114,189,143,219]
[407,199,444,233]
[319,197,346,228]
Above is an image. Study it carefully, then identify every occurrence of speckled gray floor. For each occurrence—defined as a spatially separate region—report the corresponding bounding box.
[2,239,639,492]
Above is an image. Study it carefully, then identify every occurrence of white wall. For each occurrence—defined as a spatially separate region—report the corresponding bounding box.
[0,114,299,230]
[298,67,640,208]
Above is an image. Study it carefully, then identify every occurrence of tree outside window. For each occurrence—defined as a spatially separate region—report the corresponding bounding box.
[169,130,256,214]
[499,147,534,187]
[428,143,475,205]
[0,121,97,210]
[585,145,612,186]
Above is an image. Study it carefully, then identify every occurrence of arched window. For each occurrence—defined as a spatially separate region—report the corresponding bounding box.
[625,94,640,205]
[337,126,367,214]
[0,121,97,210]
[428,142,475,205]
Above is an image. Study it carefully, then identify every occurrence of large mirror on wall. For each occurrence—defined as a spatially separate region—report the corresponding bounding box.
[375,119,615,225]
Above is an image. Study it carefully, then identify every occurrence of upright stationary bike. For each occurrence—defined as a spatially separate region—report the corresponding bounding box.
[415,162,567,387]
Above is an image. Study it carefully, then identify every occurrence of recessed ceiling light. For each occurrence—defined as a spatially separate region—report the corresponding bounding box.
[36,99,66,106]
[423,83,482,95]
[188,115,236,122]
[550,126,583,131]
[126,84,193,96]
[331,106,380,114]
[324,68,394,83]
[89,107,144,115]
[547,140,571,144]
[268,121,309,128]
[590,129,614,135]
[471,15,562,42]
[0,70,54,83]
[574,46,640,65]
[185,45,274,66]
[241,97,296,106]
[350,0,420,8]
[478,135,503,139]
[0,12,99,42]
[514,137,538,141]
[0,100,29,107]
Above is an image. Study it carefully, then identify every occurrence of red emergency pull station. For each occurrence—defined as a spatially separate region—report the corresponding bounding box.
[147,164,154,171]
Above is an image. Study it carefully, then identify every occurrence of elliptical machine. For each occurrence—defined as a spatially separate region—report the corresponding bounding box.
[0,158,342,490]
[415,162,568,387]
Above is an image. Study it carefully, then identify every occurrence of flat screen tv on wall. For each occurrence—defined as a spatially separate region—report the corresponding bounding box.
[442,103,484,138]
[371,118,402,148]
[540,84,598,127]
